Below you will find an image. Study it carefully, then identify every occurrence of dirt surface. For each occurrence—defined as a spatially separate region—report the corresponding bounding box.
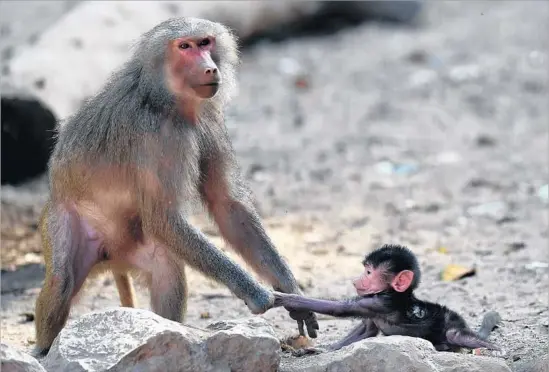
[1,2,548,371]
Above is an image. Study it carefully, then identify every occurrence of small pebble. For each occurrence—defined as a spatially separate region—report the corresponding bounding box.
[294,77,310,90]
[507,241,527,252]
[278,57,302,76]
[375,161,418,176]
[435,151,461,164]
[496,215,517,225]
[20,312,34,323]
[34,78,46,89]
[475,134,497,147]
[448,64,481,82]
[407,49,428,64]
[200,312,211,319]
[467,201,507,220]
[525,261,549,270]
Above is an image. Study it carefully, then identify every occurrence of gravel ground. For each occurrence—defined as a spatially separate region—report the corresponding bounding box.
[1,2,548,371]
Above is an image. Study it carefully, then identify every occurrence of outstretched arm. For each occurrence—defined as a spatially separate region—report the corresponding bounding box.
[329,319,379,351]
[273,292,386,318]
[199,136,318,338]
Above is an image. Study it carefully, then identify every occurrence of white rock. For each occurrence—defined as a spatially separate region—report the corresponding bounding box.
[41,308,280,372]
[0,343,46,372]
[205,318,282,371]
[279,336,511,372]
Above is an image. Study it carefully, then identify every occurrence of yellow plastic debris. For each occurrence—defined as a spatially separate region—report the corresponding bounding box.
[441,264,476,281]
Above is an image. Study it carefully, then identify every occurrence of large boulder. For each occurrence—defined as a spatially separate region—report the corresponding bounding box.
[39,307,512,372]
[40,308,280,372]
[279,336,511,372]
[0,343,46,372]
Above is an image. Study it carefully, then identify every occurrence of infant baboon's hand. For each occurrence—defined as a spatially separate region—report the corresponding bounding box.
[288,309,319,339]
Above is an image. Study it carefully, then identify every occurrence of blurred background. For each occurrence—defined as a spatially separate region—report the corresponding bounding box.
[1,2,547,371]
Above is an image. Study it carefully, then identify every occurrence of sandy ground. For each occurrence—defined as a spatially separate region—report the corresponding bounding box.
[1,2,548,371]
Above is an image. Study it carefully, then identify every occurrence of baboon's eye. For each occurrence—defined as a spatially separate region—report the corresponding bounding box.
[178,42,191,50]
[198,38,210,47]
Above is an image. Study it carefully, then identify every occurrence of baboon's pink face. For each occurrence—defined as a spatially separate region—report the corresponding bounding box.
[353,264,389,296]
[166,35,221,99]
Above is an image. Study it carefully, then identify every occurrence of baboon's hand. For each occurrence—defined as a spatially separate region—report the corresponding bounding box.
[288,309,319,339]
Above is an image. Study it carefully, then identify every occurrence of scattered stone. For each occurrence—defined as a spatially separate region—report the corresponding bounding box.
[375,161,418,176]
[247,163,268,182]
[525,261,549,270]
[475,250,493,257]
[448,64,481,83]
[279,336,511,372]
[278,57,303,76]
[522,80,544,93]
[294,77,310,90]
[0,343,46,372]
[33,79,46,90]
[349,217,369,229]
[310,168,332,182]
[496,215,517,225]
[19,312,35,323]
[310,248,329,256]
[467,177,499,189]
[409,69,438,87]
[407,49,428,64]
[475,134,497,147]
[435,151,462,164]
[506,241,527,253]
[200,312,211,319]
[423,203,441,213]
[41,308,280,372]
[466,201,508,221]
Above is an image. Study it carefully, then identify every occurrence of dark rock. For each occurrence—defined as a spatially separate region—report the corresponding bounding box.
[1,83,56,185]
[475,134,497,147]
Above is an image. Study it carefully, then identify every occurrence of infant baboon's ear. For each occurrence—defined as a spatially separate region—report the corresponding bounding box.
[391,270,414,292]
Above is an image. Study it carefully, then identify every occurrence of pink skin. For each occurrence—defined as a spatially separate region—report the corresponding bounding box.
[352,265,389,295]
[353,265,414,295]
[168,35,220,120]
[172,36,220,92]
